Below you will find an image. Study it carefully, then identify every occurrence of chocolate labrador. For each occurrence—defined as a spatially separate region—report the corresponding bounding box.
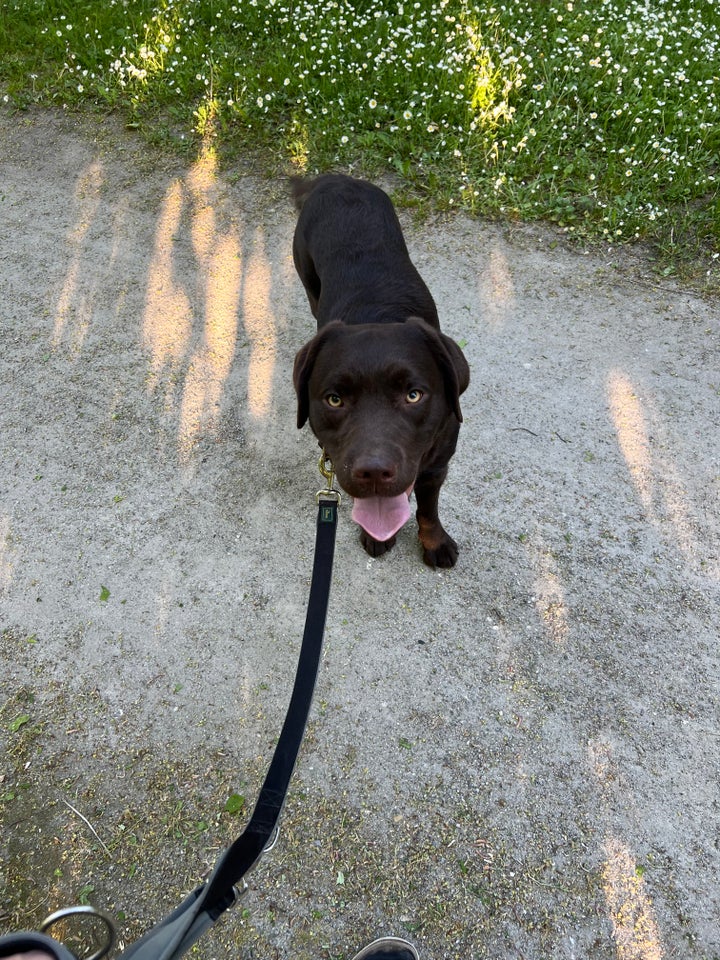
[291,173,470,568]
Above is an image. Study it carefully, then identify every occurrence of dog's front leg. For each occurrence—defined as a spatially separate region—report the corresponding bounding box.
[414,468,458,568]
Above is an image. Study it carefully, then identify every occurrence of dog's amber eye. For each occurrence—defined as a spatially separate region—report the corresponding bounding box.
[406,389,423,404]
[326,393,343,408]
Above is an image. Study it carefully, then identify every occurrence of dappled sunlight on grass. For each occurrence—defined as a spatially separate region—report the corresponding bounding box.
[4,0,718,257]
[464,12,522,134]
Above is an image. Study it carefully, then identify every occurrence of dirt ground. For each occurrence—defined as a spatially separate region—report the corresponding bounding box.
[1,109,719,960]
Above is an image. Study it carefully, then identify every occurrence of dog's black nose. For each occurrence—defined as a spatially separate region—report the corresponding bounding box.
[351,458,397,486]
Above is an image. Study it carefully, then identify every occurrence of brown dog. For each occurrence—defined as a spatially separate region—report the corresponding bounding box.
[291,174,469,568]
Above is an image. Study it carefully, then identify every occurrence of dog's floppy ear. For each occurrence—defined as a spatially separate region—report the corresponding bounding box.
[407,316,470,422]
[293,322,342,428]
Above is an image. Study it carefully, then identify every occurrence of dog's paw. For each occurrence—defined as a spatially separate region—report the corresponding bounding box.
[360,530,397,558]
[421,534,459,568]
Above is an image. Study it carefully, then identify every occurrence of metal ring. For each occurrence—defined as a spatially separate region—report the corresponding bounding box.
[40,905,116,960]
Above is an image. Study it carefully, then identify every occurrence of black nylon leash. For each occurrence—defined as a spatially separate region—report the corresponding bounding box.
[115,468,340,960]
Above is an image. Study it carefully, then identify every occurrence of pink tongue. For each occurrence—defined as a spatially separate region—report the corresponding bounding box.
[351,490,412,542]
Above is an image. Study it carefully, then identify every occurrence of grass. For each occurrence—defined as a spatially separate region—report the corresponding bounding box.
[0,0,719,277]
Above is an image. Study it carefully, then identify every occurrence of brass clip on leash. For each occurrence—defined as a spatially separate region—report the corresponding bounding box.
[317,450,342,504]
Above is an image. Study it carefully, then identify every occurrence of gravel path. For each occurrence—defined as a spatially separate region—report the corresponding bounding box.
[1,109,719,960]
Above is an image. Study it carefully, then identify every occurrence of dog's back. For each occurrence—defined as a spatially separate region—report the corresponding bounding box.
[291,173,439,328]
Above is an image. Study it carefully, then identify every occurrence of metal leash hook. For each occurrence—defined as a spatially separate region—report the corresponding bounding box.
[317,451,341,504]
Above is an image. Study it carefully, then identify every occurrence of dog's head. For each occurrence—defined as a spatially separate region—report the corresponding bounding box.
[293,318,470,507]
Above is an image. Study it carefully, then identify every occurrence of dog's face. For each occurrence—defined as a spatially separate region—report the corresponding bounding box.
[293,318,469,502]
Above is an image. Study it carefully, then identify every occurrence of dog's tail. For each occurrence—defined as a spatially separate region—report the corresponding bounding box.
[289,175,314,211]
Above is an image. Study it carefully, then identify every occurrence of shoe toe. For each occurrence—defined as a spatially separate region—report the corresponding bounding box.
[349,937,419,960]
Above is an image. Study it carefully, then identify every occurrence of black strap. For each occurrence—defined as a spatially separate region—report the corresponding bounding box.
[118,496,338,960]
